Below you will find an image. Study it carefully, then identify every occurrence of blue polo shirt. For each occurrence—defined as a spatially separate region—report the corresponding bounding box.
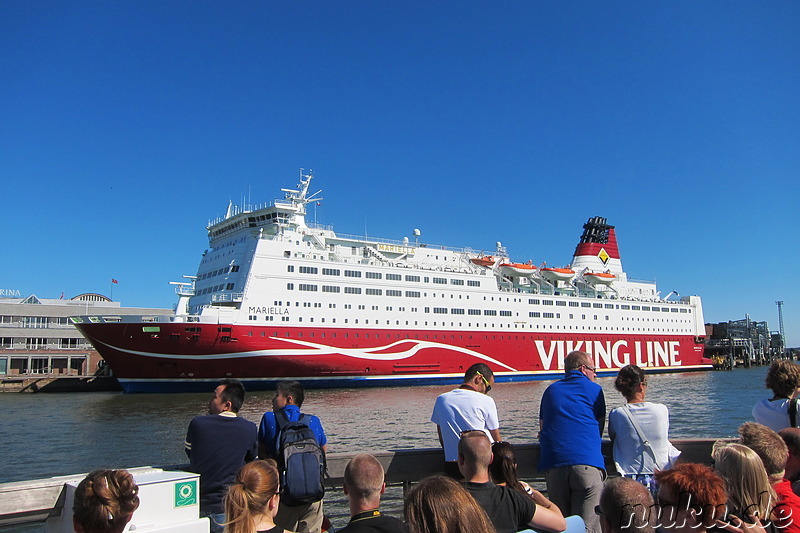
[258,404,327,459]
[538,370,606,471]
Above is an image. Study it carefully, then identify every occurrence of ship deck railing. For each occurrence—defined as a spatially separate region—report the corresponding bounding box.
[0,438,723,530]
[326,231,480,255]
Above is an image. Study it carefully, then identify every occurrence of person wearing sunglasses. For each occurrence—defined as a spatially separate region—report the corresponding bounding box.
[538,351,606,533]
[430,363,501,480]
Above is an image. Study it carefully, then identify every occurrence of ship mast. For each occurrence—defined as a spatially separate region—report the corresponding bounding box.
[279,169,323,228]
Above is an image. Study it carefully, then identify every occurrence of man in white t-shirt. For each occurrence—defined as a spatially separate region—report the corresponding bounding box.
[430,363,501,479]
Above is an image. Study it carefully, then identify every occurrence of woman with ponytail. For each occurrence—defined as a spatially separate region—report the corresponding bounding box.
[72,469,140,533]
[224,460,292,533]
[489,441,559,511]
[489,441,531,496]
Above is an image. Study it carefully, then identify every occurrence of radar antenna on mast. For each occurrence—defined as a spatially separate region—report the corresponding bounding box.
[281,169,323,206]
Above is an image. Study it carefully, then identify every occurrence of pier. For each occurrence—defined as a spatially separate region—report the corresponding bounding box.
[0,438,720,530]
[706,316,790,370]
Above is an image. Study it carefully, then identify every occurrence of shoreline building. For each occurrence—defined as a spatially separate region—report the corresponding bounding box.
[0,291,172,379]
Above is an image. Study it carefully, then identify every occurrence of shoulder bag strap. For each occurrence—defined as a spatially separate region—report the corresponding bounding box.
[621,404,665,467]
[790,398,798,428]
[275,409,290,430]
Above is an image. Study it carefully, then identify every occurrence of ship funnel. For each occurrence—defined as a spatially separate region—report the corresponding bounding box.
[571,216,623,276]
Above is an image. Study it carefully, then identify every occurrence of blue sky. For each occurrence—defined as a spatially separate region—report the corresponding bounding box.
[2,2,799,345]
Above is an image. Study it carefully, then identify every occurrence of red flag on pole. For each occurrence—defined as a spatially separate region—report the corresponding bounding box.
[112,278,119,284]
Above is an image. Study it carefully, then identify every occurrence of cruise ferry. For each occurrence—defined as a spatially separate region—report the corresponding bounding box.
[72,171,711,393]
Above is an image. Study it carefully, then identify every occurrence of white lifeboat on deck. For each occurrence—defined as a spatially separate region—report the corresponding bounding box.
[499,261,536,277]
[584,272,616,285]
[540,267,575,282]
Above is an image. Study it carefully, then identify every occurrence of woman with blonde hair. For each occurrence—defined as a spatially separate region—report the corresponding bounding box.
[712,442,778,525]
[405,475,496,533]
[224,460,292,533]
[72,469,140,533]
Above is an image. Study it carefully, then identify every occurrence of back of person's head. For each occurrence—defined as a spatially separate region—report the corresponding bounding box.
[405,475,496,533]
[344,454,385,503]
[458,431,492,476]
[654,463,727,528]
[765,361,800,398]
[614,365,647,400]
[738,421,788,479]
[565,350,591,371]
[277,380,305,407]
[599,477,654,533]
[72,469,140,533]
[219,379,246,413]
[712,442,776,519]
[779,427,800,457]
[463,363,493,383]
[489,441,525,495]
[224,460,280,533]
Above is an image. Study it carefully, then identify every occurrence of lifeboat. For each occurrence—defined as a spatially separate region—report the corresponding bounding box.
[499,262,536,277]
[470,256,495,267]
[584,272,616,285]
[540,267,575,282]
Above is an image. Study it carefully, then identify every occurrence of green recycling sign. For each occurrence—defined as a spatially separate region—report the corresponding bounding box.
[174,480,197,508]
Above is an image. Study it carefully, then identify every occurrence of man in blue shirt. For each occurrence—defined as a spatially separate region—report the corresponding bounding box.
[539,350,606,533]
[259,380,328,533]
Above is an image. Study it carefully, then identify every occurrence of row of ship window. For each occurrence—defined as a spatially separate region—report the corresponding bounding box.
[241,317,692,334]
[198,265,240,280]
[196,283,236,295]
[527,299,690,313]
[269,300,692,322]
[257,302,692,327]
[209,210,293,239]
[282,283,690,315]
[241,329,689,340]
[289,265,481,287]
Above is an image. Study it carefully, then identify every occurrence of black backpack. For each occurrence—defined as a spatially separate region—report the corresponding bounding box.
[275,411,327,506]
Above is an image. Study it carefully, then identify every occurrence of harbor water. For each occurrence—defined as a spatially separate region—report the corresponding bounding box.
[0,365,768,485]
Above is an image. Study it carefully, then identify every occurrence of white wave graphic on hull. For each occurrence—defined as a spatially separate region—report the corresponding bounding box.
[94,337,519,371]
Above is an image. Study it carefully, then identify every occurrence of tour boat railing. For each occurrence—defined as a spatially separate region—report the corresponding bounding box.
[0,438,724,530]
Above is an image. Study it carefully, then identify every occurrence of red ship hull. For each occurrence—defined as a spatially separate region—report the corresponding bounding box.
[75,321,710,393]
